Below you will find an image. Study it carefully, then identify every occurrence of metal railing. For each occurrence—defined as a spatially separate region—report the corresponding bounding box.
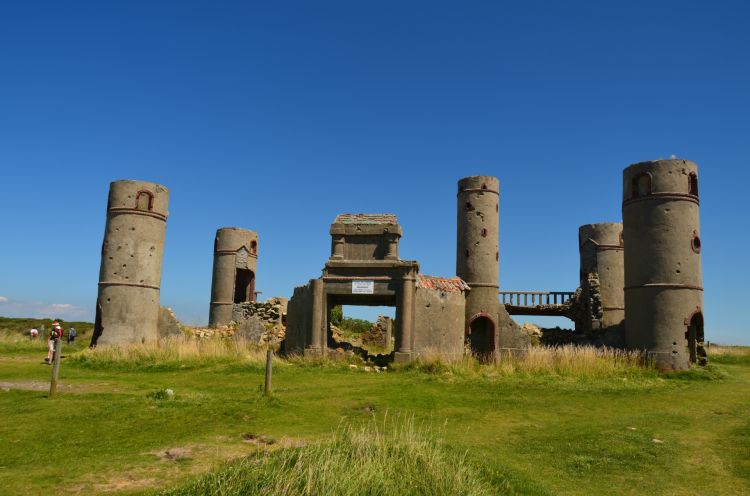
[499,291,575,307]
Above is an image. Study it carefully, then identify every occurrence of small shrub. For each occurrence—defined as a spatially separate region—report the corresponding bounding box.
[147,388,175,400]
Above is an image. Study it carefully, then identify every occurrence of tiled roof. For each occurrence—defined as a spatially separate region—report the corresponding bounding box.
[334,213,398,225]
[416,275,470,293]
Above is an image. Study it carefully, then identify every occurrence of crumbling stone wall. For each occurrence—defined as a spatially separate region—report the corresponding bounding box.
[157,307,182,339]
[576,223,624,334]
[232,297,287,327]
[362,316,393,349]
[230,297,287,346]
[284,283,315,354]
[413,279,466,359]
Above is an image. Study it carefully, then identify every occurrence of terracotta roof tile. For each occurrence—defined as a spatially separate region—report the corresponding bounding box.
[334,213,398,225]
[416,274,470,293]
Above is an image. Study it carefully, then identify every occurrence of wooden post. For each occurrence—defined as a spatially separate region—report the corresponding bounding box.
[49,338,61,398]
[264,348,272,396]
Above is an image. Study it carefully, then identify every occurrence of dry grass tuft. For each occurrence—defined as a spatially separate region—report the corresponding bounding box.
[706,344,750,357]
[69,336,274,369]
[406,345,650,379]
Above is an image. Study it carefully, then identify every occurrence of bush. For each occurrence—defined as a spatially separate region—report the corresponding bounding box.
[339,317,372,336]
[330,305,343,327]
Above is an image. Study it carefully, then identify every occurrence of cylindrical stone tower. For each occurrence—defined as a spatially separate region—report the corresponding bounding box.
[208,227,258,327]
[623,159,704,370]
[578,223,624,332]
[92,180,169,346]
[457,176,500,357]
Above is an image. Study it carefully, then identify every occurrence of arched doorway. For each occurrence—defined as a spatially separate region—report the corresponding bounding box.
[234,268,256,303]
[686,311,705,365]
[467,315,495,362]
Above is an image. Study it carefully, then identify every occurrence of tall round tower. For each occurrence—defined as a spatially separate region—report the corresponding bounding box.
[92,180,169,346]
[578,223,625,332]
[457,176,500,357]
[209,227,258,327]
[622,159,704,370]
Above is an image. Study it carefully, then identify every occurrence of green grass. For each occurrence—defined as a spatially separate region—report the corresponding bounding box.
[157,417,495,496]
[0,334,748,495]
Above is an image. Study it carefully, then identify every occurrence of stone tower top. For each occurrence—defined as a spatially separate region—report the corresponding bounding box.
[329,213,402,261]
[107,179,170,220]
[333,213,398,225]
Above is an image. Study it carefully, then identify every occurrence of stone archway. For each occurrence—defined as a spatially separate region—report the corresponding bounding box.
[467,313,495,361]
[234,268,255,303]
[685,310,705,365]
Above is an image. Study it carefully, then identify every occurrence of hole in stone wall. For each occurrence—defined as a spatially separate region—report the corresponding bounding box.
[481,228,487,237]
[691,233,701,253]
[689,172,699,197]
[465,202,473,211]
[234,268,256,304]
[686,311,705,364]
[250,240,258,255]
[465,249,470,258]
[631,172,652,198]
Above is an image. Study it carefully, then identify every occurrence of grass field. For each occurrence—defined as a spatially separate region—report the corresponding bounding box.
[0,326,748,495]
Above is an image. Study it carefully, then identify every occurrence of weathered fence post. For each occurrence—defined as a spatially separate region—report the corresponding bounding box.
[49,338,61,398]
[264,348,273,396]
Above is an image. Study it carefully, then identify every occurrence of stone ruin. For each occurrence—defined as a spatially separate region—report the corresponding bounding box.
[93,159,705,370]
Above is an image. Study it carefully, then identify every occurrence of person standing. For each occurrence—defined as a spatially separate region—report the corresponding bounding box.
[67,327,77,344]
[46,323,62,363]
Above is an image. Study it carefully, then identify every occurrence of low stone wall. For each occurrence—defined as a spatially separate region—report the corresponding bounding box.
[185,297,288,346]
[232,297,287,326]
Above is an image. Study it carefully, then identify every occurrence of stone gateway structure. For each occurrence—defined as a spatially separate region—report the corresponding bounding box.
[285,214,421,361]
[91,180,169,346]
[622,159,705,370]
[285,177,529,362]
[209,227,259,328]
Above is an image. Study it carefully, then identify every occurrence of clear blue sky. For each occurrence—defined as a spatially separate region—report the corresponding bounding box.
[1,1,748,344]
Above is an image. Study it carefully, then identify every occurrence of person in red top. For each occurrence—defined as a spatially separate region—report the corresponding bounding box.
[45,323,62,363]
